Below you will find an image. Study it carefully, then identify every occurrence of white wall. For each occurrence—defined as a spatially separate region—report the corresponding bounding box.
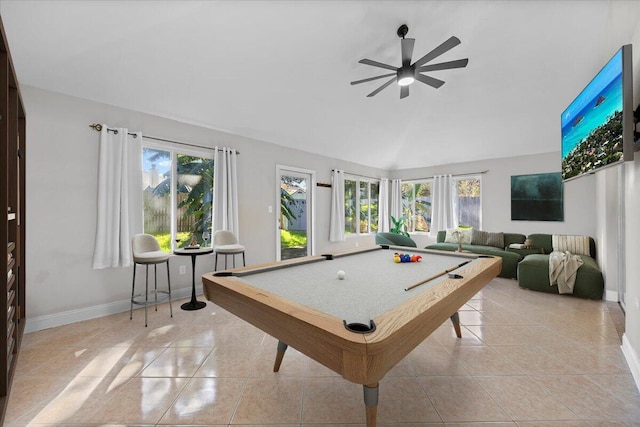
[595,167,625,302]
[623,150,640,388]
[621,1,640,392]
[23,86,383,330]
[392,152,597,241]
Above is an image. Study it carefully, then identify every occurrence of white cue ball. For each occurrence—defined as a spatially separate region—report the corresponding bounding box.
[337,270,346,280]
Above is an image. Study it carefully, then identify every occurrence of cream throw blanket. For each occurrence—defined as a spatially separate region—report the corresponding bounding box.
[549,251,584,294]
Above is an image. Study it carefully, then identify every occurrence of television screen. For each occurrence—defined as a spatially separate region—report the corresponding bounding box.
[561,45,633,181]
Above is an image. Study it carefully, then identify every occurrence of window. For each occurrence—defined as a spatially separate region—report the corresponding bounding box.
[401,181,432,233]
[401,176,481,233]
[454,177,481,229]
[142,142,214,252]
[344,177,379,235]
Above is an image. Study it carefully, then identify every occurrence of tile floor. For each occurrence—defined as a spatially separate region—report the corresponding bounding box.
[4,277,640,426]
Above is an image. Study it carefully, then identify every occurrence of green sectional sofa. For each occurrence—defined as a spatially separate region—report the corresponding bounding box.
[426,231,526,278]
[374,232,417,247]
[517,233,604,300]
[425,231,604,299]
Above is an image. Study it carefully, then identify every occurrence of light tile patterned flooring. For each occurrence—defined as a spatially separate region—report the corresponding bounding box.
[5,278,640,426]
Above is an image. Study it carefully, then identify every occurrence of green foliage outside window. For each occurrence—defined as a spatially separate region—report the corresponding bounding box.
[345,178,378,235]
[143,148,213,250]
[402,182,432,233]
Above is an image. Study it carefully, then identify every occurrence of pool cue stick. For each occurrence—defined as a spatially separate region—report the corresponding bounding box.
[404,260,471,291]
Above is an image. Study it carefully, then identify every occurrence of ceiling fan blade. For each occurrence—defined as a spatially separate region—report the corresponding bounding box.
[415,73,445,89]
[412,36,462,68]
[359,58,398,71]
[350,72,396,85]
[367,76,397,97]
[401,38,415,67]
[400,85,409,99]
[417,58,469,72]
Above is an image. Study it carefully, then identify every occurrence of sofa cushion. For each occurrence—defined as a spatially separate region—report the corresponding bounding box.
[424,242,521,279]
[527,233,596,257]
[472,230,504,248]
[444,228,472,244]
[526,234,553,254]
[503,233,526,247]
[375,232,417,248]
[552,234,590,256]
[517,253,603,299]
[438,230,524,247]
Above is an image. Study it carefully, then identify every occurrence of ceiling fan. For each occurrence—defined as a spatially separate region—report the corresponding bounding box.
[351,24,469,99]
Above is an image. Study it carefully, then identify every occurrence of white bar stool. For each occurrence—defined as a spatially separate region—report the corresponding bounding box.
[213,230,246,270]
[130,234,173,326]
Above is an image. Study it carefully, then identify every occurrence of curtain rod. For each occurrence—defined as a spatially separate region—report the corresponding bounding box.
[333,169,488,182]
[402,170,489,181]
[89,123,240,154]
[333,169,382,181]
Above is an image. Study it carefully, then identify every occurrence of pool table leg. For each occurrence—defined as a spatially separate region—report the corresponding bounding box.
[273,340,288,372]
[450,312,462,338]
[363,383,378,426]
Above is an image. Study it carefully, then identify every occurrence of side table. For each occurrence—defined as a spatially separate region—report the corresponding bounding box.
[174,247,214,310]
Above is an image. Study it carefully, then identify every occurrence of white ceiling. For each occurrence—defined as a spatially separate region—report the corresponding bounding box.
[1,0,639,170]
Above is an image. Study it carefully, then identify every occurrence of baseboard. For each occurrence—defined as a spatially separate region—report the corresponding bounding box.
[622,333,640,392]
[24,285,199,333]
[605,289,619,302]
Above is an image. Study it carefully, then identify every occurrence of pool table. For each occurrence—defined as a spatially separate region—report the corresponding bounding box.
[202,245,501,426]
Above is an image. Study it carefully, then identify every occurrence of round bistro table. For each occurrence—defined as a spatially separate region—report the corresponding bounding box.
[174,247,214,310]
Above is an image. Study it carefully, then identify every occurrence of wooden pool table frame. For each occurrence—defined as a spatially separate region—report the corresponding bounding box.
[202,246,501,426]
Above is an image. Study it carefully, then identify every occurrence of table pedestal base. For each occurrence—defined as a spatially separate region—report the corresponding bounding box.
[181,300,207,311]
[174,247,213,312]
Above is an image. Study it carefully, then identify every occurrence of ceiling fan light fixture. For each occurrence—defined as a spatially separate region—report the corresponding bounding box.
[350,24,468,98]
[397,68,414,86]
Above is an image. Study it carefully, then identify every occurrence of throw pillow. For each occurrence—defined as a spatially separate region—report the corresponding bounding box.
[486,232,505,248]
[471,229,488,245]
[460,228,472,244]
[443,228,458,243]
[472,230,505,248]
[552,235,590,256]
[487,232,504,249]
[444,228,472,244]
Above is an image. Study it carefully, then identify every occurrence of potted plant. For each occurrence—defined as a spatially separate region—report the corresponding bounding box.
[390,215,409,237]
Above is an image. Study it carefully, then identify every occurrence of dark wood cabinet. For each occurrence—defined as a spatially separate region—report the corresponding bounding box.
[0,15,26,424]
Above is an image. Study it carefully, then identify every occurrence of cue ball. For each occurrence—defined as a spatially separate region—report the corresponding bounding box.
[337,270,346,280]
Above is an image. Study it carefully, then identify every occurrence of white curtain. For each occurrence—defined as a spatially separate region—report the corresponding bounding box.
[213,147,239,237]
[329,170,345,242]
[377,178,390,232]
[92,125,143,269]
[430,174,457,236]
[390,179,402,221]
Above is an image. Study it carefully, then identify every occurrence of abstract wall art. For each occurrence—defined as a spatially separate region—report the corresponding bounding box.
[511,172,564,221]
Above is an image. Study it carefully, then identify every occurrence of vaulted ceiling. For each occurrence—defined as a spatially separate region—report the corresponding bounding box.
[2,0,639,170]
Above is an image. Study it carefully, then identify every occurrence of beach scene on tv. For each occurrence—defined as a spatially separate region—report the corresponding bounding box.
[561,49,623,180]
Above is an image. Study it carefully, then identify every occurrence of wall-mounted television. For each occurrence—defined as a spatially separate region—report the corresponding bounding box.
[561,44,634,181]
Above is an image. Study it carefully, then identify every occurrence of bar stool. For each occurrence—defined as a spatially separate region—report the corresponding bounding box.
[213,230,246,270]
[130,234,173,327]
